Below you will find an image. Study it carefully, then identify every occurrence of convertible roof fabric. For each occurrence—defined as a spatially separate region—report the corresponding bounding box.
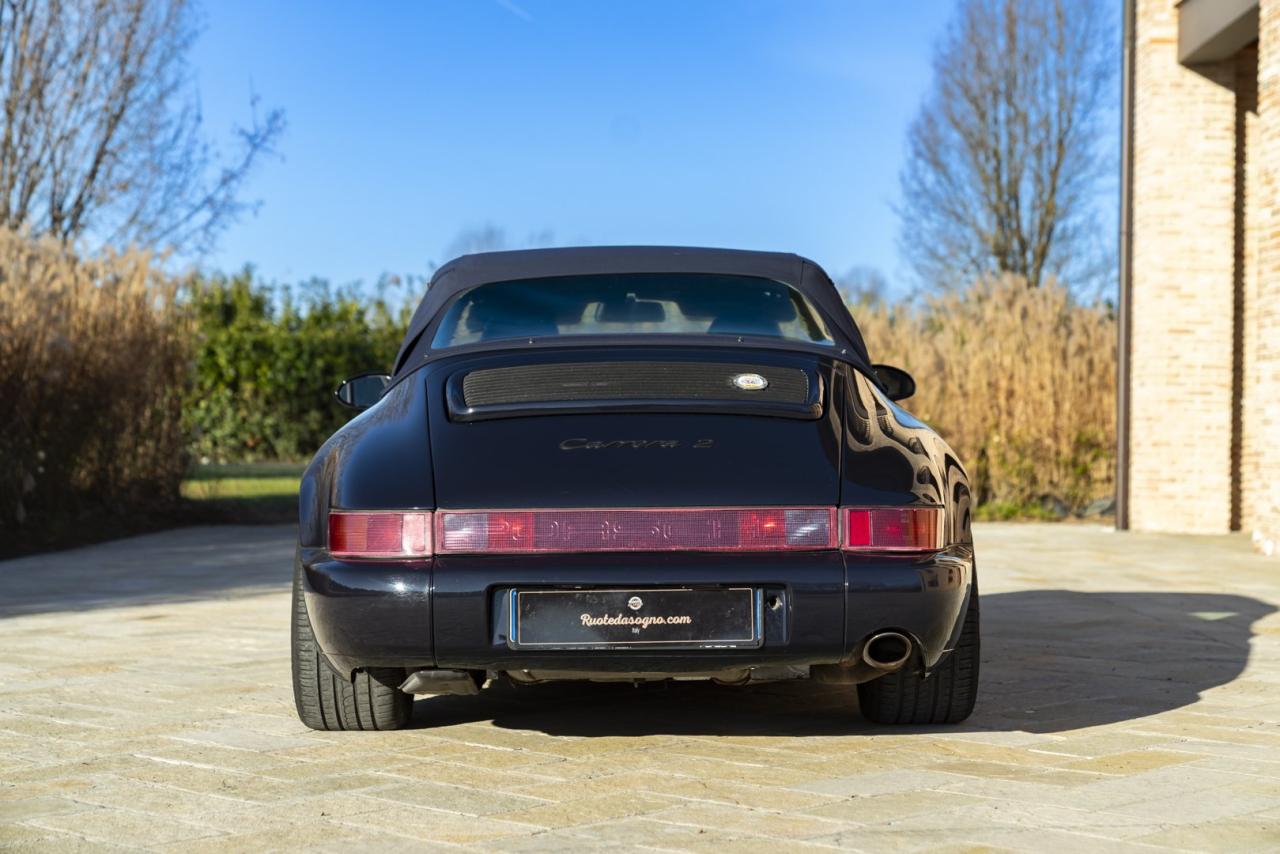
[392,246,870,378]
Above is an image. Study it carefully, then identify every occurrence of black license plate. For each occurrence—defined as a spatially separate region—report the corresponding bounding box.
[511,588,760,649]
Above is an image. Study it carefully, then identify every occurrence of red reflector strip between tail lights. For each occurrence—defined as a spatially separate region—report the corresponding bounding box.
[435,508,837,554]
[329,511,432,559]
[842,507,943,552]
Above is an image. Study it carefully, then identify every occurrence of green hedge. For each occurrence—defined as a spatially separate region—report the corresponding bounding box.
[187,271,412,462]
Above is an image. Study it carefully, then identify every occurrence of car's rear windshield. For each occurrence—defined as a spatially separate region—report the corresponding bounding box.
[430,273,834,349]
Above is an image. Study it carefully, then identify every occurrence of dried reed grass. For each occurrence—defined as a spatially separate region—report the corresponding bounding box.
[854,275,1116,513]
[0,230,190,531]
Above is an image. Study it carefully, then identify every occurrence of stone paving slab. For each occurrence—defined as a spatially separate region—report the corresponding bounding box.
[1,523,1279,851]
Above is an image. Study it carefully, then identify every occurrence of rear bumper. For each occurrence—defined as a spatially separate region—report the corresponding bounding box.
[300,547,974,677]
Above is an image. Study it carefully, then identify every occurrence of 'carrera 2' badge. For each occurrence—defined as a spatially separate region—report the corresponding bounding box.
[560,438,714,450]
[732,373,769,391]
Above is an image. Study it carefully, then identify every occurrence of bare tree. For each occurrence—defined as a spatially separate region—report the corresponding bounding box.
[0,0,283,254]
[437,223,559,265]
[834,265,889,307]
[898,0,1114,291]
[443,224,510,259]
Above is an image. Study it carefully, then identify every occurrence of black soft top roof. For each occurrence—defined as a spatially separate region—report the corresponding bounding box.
[392,246,870,379]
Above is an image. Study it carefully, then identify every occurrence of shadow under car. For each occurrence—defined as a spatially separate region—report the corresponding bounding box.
[407,589,1272,736]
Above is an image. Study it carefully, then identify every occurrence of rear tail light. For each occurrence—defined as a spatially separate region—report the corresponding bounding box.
[329,511,432,559]
[842,507,943,553]
[326,506,944,557]
[435,507,836,554]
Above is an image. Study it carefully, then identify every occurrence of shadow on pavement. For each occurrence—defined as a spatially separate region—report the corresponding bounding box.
[414,590,1273,736]
[0,525,295,616]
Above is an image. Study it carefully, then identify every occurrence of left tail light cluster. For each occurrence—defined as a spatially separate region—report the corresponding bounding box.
[328,511,432,559]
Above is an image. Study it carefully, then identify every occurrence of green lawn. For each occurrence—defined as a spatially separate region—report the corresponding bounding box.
[4,462,306,558]
[181,462,305,522]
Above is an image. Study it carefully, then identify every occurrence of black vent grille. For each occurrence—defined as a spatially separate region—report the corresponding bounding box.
[461,361,809,407]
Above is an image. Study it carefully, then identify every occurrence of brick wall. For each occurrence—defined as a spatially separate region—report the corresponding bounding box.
[1130,0,1238,534]
[1254,0,1280,555]
[1128,0,1279,552]
[1240,47,1262,538]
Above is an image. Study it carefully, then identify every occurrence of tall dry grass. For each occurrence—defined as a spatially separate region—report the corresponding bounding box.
[0,230,190,536]
[855,275,1116,514]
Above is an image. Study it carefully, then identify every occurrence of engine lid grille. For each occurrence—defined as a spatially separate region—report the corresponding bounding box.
[449,360,820,422]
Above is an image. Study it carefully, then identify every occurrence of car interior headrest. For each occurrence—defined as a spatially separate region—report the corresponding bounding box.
[466,297,559,339]
[596,294,666,324]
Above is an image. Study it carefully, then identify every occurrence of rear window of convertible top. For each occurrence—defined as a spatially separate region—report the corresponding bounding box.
[430,273,835,349]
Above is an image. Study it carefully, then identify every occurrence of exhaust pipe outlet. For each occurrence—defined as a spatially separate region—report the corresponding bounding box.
[400,669,483,695]
[861,631,913,672]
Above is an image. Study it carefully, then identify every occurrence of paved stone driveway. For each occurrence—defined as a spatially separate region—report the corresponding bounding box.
[1,523,1279,852]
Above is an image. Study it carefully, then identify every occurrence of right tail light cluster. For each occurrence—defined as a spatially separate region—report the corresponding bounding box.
[841,506,943,553]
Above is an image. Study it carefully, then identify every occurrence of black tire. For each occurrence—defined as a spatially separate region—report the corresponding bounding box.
[291,557,413,731]
[857,584,980,725]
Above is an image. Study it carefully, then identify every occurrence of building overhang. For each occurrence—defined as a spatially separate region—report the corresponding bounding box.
[1178,0,1259,64]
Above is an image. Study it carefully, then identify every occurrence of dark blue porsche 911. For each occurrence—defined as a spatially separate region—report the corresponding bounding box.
[292,246,978,730]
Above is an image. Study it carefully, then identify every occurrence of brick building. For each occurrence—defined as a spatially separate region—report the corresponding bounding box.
[1121,0,1280,555]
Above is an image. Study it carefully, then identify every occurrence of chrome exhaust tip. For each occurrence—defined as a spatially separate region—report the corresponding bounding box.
[861,631,914,672]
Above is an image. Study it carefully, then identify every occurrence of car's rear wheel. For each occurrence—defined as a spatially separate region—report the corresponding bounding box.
[857,582,979,725]
[291,557,413,731]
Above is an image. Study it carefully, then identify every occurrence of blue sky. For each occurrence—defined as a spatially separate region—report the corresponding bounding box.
[190,1,971,292]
